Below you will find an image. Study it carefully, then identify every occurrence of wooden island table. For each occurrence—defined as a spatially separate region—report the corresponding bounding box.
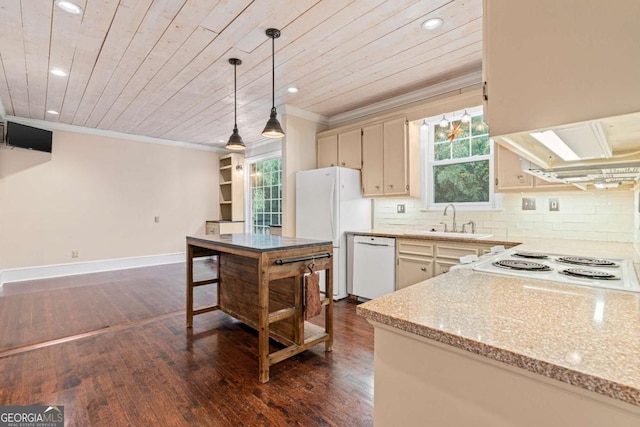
[185,234,334,383]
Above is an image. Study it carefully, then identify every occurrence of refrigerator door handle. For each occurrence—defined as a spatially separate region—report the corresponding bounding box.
[329,177,336,243]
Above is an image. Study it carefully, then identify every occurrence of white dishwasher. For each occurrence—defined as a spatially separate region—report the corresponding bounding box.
[352,235,396,299]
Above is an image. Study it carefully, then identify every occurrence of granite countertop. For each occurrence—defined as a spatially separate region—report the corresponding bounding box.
[187,233,331,252]
[357,239,640,407]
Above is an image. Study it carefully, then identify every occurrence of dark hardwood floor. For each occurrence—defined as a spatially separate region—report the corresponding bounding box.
[0,262,374,426]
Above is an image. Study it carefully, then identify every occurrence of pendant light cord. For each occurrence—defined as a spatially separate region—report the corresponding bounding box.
[271,35,275,109]
[234,62,237,126]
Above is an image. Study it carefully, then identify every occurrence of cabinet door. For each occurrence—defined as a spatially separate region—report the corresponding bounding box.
[383,117,407,196]
[397,256,433,290]
[484,0,640,136]
[362,123,384,196]
[338,129,362,169]
[494,144,533,191]
[317,135,338,168]
[434,259,457,277]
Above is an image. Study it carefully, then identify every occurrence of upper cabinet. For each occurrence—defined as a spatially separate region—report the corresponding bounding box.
[494,144,572,192]
[361,117,419,197]
[317,128,362,169]
[483,0,640,137]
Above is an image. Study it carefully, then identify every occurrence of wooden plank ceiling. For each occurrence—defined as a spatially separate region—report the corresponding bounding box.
[0,0,482,149]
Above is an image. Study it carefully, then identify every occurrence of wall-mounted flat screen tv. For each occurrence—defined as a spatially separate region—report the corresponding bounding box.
[6,121,53,153]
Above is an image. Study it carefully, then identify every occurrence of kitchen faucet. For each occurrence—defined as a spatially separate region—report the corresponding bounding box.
[443,203,456,232]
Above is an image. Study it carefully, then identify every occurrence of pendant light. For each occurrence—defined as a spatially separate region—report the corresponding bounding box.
[461,110,471,123]
[438,115,449,128]
[225,58,245,150]
[262,28,285,138]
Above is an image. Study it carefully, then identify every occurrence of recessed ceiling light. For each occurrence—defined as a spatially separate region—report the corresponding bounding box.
[287,87,299,93]
[46,110,59,115]
[50,68,67,77]
[422,18,444,30]
[55,0,83,15]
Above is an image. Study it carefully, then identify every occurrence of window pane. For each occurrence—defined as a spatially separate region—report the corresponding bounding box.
[433,160,490,203]
[434,124,449,143]
[434,142,451,161]
[471,115,488,136]
[450,120,469,140]
[451,139,470,159]
[471,135,491,156]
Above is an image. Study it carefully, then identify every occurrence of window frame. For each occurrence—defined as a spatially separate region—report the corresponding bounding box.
[423,106,496,210]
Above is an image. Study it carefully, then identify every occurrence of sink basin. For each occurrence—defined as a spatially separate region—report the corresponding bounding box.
[406,231,494,240]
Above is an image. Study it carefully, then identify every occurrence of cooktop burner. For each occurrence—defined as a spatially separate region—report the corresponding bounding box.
[556,256,618,267]
[560,268,619,280]
[493,260,552,271]
[512,251,549,259]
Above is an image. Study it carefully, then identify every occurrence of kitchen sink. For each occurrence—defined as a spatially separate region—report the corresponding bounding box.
[406,231,494,240]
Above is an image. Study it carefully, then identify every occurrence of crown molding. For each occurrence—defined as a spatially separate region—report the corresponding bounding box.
[1,115,222,152]
[280,104,330,125]
[328,70,482,127]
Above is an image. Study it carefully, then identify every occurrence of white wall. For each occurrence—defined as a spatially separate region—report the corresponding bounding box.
[0,130,217,269]
[281,110,328,237]
[374,190,635,243]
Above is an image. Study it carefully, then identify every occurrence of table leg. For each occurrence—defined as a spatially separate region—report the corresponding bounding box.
[326,266,334,352]
[258,254,270,383]
[186,244,194,327]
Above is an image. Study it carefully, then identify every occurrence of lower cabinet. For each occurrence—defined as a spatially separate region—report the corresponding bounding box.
[396,240,434,290]
[434,243,481,275]
[396,238,499,289]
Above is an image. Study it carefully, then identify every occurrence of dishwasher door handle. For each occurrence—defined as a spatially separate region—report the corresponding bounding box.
[355,242,392,247]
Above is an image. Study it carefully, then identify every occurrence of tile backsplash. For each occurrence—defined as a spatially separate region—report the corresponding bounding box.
[374,190,635,242]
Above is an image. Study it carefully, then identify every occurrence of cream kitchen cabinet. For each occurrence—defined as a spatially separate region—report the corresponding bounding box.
[396,239,434,290]
[396,239,498,289]
[362,117,419,197]
[483,0,640,137]
[316,128,362,169]
[494,145,573,192]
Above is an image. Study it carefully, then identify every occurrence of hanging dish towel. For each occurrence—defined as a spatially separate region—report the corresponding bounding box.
[304,263,322,320]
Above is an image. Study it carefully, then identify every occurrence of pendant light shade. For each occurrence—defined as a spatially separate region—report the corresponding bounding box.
[225,58,245,150]
[262,28,285,139]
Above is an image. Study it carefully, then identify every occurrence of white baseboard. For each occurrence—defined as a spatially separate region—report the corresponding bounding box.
[0,253,186,287]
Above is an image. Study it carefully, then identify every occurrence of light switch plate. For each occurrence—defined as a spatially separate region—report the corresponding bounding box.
[549,198,559,211]
[522,197,536,210]
[397,204,405,213]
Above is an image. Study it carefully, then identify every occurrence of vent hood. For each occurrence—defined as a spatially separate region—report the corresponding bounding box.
[493,111,640,189]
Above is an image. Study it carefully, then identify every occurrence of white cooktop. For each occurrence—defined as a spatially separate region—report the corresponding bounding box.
[470,248,640,293]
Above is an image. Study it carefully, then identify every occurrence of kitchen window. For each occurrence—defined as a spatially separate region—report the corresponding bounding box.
[248,156,282,234]
[423,107,494,209]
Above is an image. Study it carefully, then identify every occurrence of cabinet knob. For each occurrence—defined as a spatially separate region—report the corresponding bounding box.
[331,163,335,167]
[517,174,524,183]
[389,184,393,189]
[420,267,427,272]
[375,185,380,190]
[341,162,345,166]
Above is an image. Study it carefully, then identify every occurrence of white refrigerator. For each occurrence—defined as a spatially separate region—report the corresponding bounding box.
[295,167,371,300]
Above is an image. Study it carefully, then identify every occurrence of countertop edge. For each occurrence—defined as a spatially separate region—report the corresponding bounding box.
[356,297,640,408]
[345,230,517,246]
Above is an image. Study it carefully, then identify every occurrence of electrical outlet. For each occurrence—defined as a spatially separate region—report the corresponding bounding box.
[521,197,536,211]
[549,198,560,211]
[71,250,79,258]
[154,216,160,223]
[397,204,405,213]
